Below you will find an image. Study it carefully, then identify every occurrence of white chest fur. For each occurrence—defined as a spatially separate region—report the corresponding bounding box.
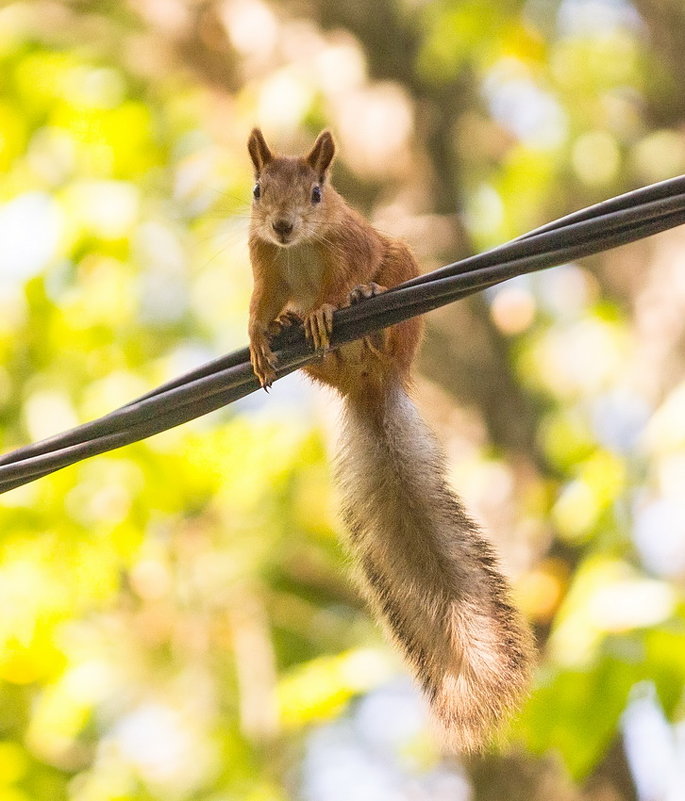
[277,242,326,313]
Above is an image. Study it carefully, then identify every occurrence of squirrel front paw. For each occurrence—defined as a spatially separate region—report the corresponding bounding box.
[249,331,277,389]
[304,304,336,351]
[348,282,387,305]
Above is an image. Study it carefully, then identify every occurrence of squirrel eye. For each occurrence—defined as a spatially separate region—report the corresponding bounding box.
[253,183,261,200]
[311,185,322,204]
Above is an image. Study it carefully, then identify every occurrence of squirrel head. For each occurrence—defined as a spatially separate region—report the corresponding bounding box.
[248,128,336,247]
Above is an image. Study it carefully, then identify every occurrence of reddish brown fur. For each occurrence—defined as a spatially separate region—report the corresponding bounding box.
[246,129,534,751]
[247,128,421,404]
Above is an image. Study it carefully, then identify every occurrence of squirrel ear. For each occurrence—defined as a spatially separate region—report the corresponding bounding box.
[306,130,335,181]
[248,128,273,176]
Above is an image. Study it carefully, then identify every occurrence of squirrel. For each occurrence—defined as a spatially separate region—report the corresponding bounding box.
[246,128,534,751]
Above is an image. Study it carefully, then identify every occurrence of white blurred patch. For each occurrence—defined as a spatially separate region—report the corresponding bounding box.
[333,83,414,177]
[536,263,598,319]
[65,180,139,239]
[135,221,189,323]
[221,0,279,61]
[315,34,366,95]
[549,559,676,665]
[301,681,471,801]
[633,498,685,579]
[591,389,651,452]
[535,317,629,396]
[110,703,215,792]
[258,68,315,133]
[622,683,685,801]
[645,381,685,452]
[557,0,642,36]
[465,183,504,237]
[63,660,117,705]
[588,579,675,630]
[572,131,621,186]
[354,680,427,754]
[23,389,79,442]
[0,192,61,288]
[484,60,567,149]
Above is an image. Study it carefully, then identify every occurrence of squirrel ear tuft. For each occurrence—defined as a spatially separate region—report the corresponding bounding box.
[248,128,273,176]
[306,130,335,180]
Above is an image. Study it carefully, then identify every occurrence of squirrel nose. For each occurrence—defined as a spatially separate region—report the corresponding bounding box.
[272,219,293,236]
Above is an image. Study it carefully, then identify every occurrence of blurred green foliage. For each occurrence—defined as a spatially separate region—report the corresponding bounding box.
[1,1,684,799]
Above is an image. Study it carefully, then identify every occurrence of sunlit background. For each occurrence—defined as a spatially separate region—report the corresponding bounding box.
[0,0,684,799]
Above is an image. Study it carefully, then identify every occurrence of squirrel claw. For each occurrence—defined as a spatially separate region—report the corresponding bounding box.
[249,333,277,388]
[304,304,336,351]
[348,282,387,305]
[256,367,277,389]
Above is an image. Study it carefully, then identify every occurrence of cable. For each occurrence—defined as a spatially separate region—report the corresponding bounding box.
[1,175,684,493]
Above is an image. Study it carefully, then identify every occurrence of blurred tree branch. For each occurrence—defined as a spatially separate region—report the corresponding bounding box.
[633,0,685,124]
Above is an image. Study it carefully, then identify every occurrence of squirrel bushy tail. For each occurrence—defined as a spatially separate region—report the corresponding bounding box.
[336,379,534,751]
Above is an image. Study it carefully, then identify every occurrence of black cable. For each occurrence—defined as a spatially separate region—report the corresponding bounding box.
[1,175,684,493]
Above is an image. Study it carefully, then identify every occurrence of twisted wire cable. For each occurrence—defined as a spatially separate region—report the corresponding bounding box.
[1,174,685,493]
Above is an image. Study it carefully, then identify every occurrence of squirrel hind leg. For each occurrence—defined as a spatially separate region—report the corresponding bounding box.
[303,342,387,398]
[267,310,302,336]
[346,283,389,360]
[347,282,386,305]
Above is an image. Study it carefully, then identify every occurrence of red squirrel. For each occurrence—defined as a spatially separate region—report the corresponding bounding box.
[247,128,534,751]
